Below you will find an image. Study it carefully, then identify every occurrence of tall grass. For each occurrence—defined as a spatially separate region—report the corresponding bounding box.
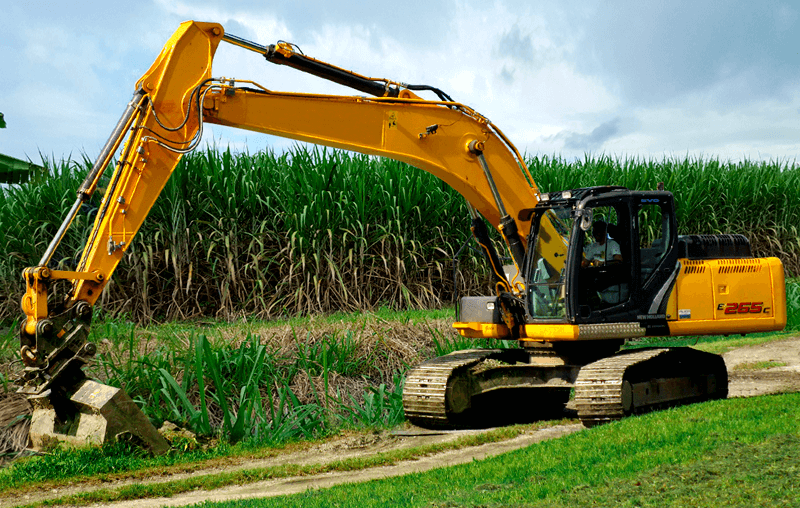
[1,150,798,323]
[786,278,800,331]
[0,321,16,393]
[85,314,441,443]
[0,148,485,323]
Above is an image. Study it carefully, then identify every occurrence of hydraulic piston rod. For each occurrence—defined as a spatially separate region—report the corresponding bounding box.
[468,141,526,273]
[38,91,145,267]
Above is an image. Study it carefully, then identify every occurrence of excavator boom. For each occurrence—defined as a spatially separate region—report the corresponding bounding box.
[26,21,541,334]
[16,21,552,449]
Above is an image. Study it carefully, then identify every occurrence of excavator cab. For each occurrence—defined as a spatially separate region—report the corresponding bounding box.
[525,186,678,331]
[422,186,741,427]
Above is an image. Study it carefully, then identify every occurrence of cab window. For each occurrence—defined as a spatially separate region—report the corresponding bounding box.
[638,203,670,282]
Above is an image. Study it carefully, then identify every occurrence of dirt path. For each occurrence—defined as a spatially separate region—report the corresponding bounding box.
[723,337,800,397]
[3,337,799,508]
[90,424,584,508]
[3,424,584,508]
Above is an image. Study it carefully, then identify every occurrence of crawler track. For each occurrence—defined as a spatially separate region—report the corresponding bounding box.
[574,347,728,427]
[405,346,729,429]
[403,348,577,428]
[403,349,499,427]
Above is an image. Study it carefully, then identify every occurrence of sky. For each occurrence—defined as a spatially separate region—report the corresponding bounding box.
[2,0,799,164]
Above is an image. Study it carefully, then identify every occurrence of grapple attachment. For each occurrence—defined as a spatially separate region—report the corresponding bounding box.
[18,295,168,454]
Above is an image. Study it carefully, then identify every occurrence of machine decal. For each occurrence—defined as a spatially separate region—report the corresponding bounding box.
[717,302,770,314]
[679,309,691,319]
[387,111,398,129]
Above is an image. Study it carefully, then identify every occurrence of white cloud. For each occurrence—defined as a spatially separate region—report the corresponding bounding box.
[146,2,628,160]
[600,87,800,161]
[6,83,115,160]
[153,0,292,46]
[2,0,798,163]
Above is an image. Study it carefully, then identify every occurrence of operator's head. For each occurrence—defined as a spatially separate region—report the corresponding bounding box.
[592,221,607,242]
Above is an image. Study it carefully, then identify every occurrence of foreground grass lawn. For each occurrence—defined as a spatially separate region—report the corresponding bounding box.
[204,392,800,508]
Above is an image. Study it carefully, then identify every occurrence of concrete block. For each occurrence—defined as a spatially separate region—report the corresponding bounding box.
[28,379,169,455]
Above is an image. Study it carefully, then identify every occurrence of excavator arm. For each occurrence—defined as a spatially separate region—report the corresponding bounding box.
[18,21,555,396]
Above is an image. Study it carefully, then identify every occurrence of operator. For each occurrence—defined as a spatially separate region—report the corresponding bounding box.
[581,221,622,268]
[581,221,627,304]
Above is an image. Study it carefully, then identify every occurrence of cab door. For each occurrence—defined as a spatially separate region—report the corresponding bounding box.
[633,193,679,329]
[570,197,635,322]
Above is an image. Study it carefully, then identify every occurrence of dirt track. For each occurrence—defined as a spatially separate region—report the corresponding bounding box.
[723,337,800,397]
[3,337,799,508]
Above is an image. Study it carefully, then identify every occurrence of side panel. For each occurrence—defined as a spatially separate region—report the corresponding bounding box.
[453,322,647,341]
[667,257,786,335]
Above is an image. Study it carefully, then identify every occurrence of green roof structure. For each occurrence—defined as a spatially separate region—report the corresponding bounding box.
[0,112,46,183]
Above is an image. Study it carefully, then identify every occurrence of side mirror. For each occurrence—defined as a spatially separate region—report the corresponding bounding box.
[579,208,593,231]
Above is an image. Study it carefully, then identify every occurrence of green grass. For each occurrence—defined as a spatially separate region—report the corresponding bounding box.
[92,327,410,444]
[733,360,788,370]
[0,308,476,446]
[1,273,795,448]
[3,279,796,447]
[0,422,539,502]
[109,305,457,339]
[194,392,800,508]
[63,304,512,445]
[0,303,796,503]
[7,395,797,507]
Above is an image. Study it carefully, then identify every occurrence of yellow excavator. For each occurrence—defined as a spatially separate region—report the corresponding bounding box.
[17,21,786,450]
